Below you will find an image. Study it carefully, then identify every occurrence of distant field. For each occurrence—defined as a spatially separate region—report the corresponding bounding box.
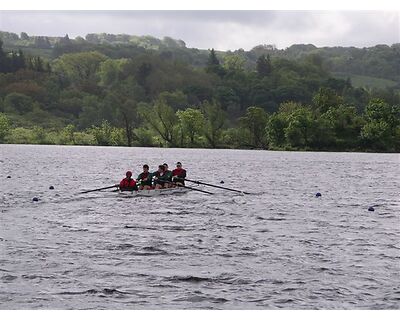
[332,72,398,89]
[4,45,53,59]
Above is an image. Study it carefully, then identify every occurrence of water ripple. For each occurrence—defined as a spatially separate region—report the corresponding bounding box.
[1,145,399,309]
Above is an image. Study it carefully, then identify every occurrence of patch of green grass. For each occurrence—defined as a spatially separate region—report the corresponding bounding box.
[3,45,53,59]
[333,72,398,89]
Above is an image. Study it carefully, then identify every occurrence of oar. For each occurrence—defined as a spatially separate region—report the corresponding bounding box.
[182,178,251,195]
[79,184,119,194]
[157,179,214,195]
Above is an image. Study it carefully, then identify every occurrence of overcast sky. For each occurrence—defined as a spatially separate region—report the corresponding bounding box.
[0,11,398,50]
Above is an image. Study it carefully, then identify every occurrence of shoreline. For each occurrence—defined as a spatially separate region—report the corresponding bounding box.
[1,143,399,154]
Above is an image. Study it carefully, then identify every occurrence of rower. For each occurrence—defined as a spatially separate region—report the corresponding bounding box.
[163,163,173,188]
[172,161,187,186]
[137,164,152,190]
[119,171,138,191]
[153,165,167,189]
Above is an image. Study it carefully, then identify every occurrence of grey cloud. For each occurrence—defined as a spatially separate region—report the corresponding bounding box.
[0,10,398,50]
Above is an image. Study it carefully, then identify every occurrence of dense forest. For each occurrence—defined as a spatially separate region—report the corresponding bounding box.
[0,31,399,152]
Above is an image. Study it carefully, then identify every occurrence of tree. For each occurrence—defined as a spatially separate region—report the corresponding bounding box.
[202,101,226,148]
[59,124,76,144]
[278,101,303,114]
[31,56,44,72]
[158,90,188,110]
[256,54,272,77]
[54,51,107,89]
[312,87,343,113]
[78,95,102,129]
[223,55,246,73]
[322,105,363,149]
[117,99,140,147]
[239,106,268,148]
[249,81,275,112]
[88,120,125,146]
[208,48,220,66]
[139,100,178,146]
[97,58,129,87]
[3,93,34,114]
[59,34,72,46]
[0,113,11,142]
[34,36,51,49]
[364,99,399,127]
[136,62,152,88]
[266,113,288,148]
[57,96,83,117]
[20,32,29,40]
[3,81,45,102]
[361,121,392,151]
[28,104,61,128]
[284,107,315,148]
[176,108,205,147]
[206,48,225,77]
[0,40,6,70]
[215,86,241,116]
[361,99,400,151]
[100,74,146,146]
[16,50,26,70]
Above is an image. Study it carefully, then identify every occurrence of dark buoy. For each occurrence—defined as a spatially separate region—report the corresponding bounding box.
[32,197,39,202]
[220,180,225,184]
[6,175,11,179]
[49,186,54,190]
[316,192,322,197]
[368,206,375,212]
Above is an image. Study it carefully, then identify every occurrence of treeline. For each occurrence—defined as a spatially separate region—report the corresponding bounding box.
[1,97,399,152]
[2,31,399,86]
[0,40,50,73]
[0,40,399,152]
[249,44,400,83]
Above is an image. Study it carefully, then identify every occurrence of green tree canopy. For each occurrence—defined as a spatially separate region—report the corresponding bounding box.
[176,108,205,147]
[239,106,268,148]
[312,87,344,113]
[202,101,226,148]
[3,92,34,114]
[284,107,315,148]
[206,48,225,77]
[266,113,288,148]
[256,54,272,77]
[139,100,178,147]
[54,51,107,89]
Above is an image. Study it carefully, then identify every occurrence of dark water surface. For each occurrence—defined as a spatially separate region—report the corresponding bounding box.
[1,145,399,309]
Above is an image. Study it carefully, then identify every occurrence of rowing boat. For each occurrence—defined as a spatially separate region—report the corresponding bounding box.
[118,187,189,197]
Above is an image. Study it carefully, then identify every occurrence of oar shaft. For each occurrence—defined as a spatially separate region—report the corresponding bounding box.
[157,179,213,195]
[180,185,214,195]
[79,184,119,194]
[183,178,249,194]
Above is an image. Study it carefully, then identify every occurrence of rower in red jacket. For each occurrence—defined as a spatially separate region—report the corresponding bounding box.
[119,171,138,191]
[172,162,187,185]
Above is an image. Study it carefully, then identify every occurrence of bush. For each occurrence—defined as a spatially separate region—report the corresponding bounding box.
[0,113,11,142]
[134,127,154,147]
[6,127,36,144]
[88,120,126,146]
[73,131,96,145]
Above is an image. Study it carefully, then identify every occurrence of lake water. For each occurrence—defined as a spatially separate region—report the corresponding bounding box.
[1,144,399,309]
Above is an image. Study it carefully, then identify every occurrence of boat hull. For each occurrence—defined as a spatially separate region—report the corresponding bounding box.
[118,187,189,197]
